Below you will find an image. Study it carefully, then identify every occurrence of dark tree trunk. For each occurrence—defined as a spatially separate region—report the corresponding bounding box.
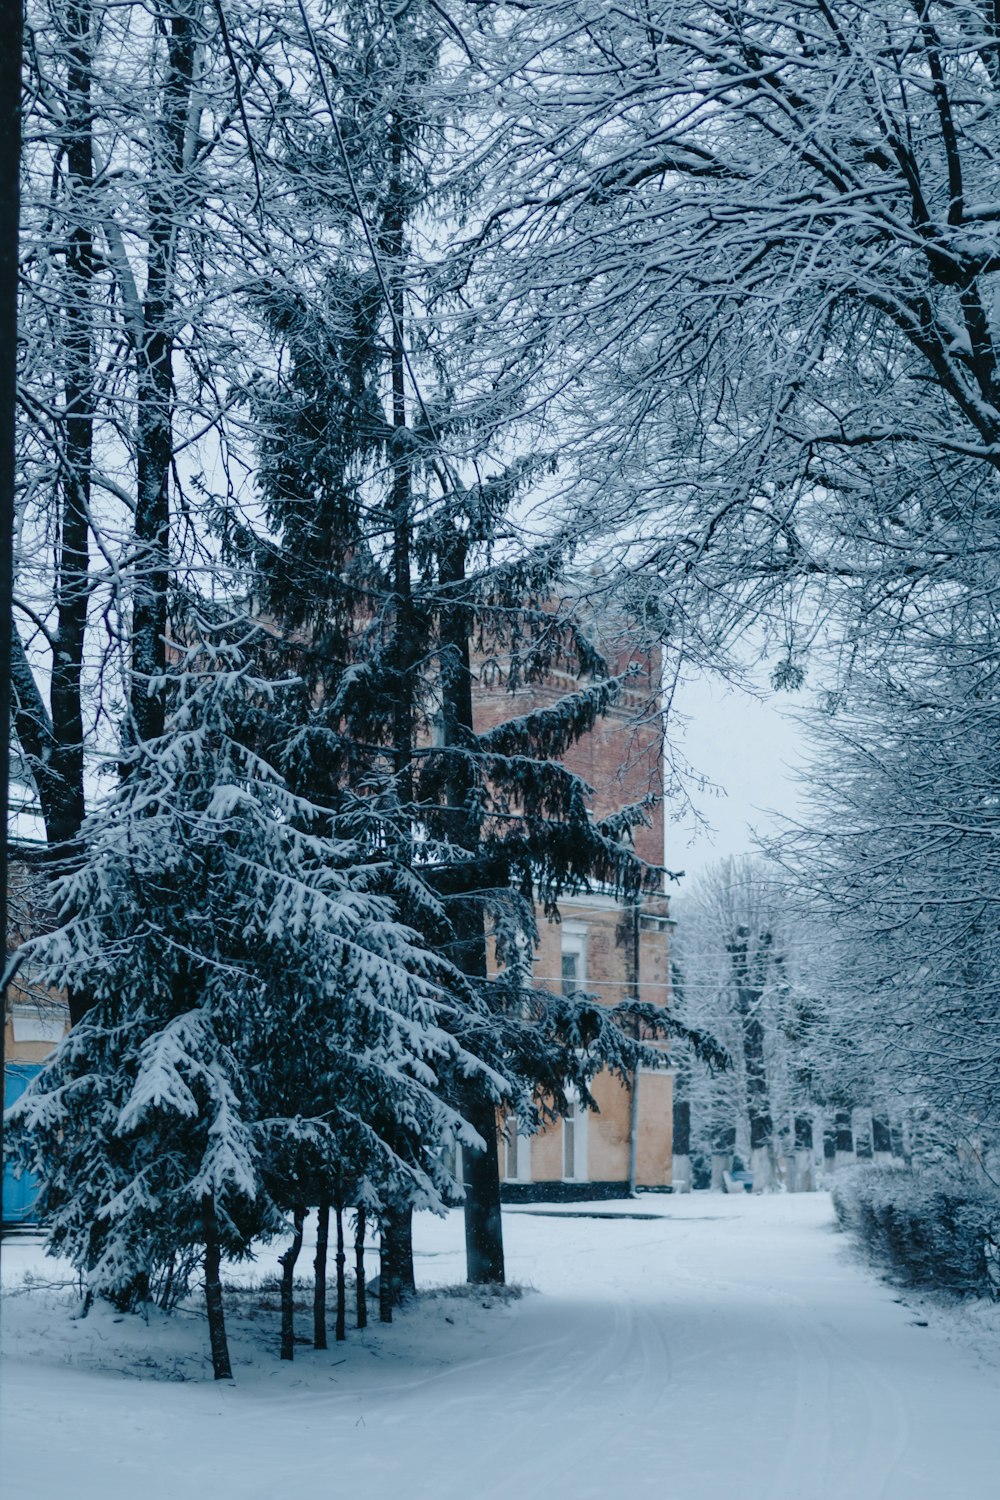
[673,1099,691,1156]
[744,1010,773,1154]
[355,1207,367,1330]
[671,1096,692,1192]
[48,0,92,865]
[129,2,197,745]
[383,1204,415,1300]
[835,1109,855,1155]
[8,2,93,1028]
[0,0,19,1089]
[335,1203,346,1342]
[711,1116,736,1191]
[313,1198,329,1350]
[399,1207,415,1294]
[462,1092,506,1284]
[790,1114,815,1192]
[379,1223,393,1324]
[833,1108,856,1172]
[727,928,776,1189]
[279,1207,305,1361]
[202,1195,233,1381]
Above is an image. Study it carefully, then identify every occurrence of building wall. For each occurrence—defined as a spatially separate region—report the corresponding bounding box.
[474,636,675,1197]
[472,640,666,873]
[506,897,674,1193]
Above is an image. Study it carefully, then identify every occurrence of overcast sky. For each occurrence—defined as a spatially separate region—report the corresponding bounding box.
[664,671,809,888]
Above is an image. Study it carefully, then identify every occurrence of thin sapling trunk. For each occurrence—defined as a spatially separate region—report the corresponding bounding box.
[335,1203,346,1342]
[379,1222,393,1324]
[314,1199,329,1350]
[355,1207,367,1329]
[202,1195,233,1381]
[279,1207,305,1361]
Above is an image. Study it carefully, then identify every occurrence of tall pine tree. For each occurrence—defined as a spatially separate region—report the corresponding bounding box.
[237,0,706,1283]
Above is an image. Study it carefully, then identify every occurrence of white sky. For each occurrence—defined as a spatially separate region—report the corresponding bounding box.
[664,671,809,886]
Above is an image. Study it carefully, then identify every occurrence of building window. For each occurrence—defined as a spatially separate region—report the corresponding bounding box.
[561,928,587,996]
[561,1092,589,1182]
[504,1115,530,1182]
[9,1001,68,1044]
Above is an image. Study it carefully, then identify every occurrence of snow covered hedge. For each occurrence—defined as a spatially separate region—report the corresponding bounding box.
[833,1167,1000,1299]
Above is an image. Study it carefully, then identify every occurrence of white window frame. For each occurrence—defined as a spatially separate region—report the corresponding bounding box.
[503,1114,532,1183]
[10,1000,69,1044]
[561,1089,590,1183]
[560,924,588,997]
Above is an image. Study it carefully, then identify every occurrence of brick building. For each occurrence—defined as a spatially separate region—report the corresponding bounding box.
[474,643,675,1200]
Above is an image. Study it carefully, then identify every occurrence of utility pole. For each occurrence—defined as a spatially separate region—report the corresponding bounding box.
[0,0,23,1224]
[626,898,641,1197]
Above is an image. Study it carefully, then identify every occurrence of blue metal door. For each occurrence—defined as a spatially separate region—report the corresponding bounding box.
[3,1063,43,1223]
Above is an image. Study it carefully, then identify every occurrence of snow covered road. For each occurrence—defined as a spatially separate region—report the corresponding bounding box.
[3,1194,999,1499]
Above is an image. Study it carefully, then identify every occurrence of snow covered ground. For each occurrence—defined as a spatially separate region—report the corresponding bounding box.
[3,1192,1000,1499]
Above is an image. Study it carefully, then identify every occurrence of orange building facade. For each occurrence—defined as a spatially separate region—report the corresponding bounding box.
[474,641,676,1200]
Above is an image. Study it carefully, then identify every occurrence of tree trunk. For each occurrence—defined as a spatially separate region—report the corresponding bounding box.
[728,928,777,1190]
[834,1109,855,1170]
[872,1114,892,1161]
[313,1199,329,1350]
[711,1119,735,1193]
[0,0,19,1177]
[672,1098,692,1193]
[379,1222,393,1324]
[279,1207,305,1361]
[791,1114,814,1192]
[384,1204,415,1300]
[853,1108,873,1160]
[202,1195,233,1381]
[129,2,198,746]
[823,1119,837,1168]
[8,1,93,1028]
[355,1207,367,1329]
[49,0,92,870]
[745,1018,776,1190]
[463,1092,506,1284]
[335,1203,346,1342]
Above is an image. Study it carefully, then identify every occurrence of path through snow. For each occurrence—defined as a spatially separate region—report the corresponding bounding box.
[2,1193,998,1498]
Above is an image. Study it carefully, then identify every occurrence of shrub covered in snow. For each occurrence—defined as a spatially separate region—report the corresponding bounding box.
[833,1166,1000,1299]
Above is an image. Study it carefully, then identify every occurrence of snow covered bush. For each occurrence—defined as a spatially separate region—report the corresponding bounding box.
[833,1167,1000,1300]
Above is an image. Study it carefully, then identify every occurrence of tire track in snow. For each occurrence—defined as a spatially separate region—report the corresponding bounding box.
[665,1260,909,1500]
[473,1292,661,1500]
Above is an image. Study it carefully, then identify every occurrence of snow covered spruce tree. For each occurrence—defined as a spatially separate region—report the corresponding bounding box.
[231,0,712,1284]
[5,634,489,1374]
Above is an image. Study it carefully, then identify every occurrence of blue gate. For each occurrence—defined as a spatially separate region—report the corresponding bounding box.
[3,1063,43,1223]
